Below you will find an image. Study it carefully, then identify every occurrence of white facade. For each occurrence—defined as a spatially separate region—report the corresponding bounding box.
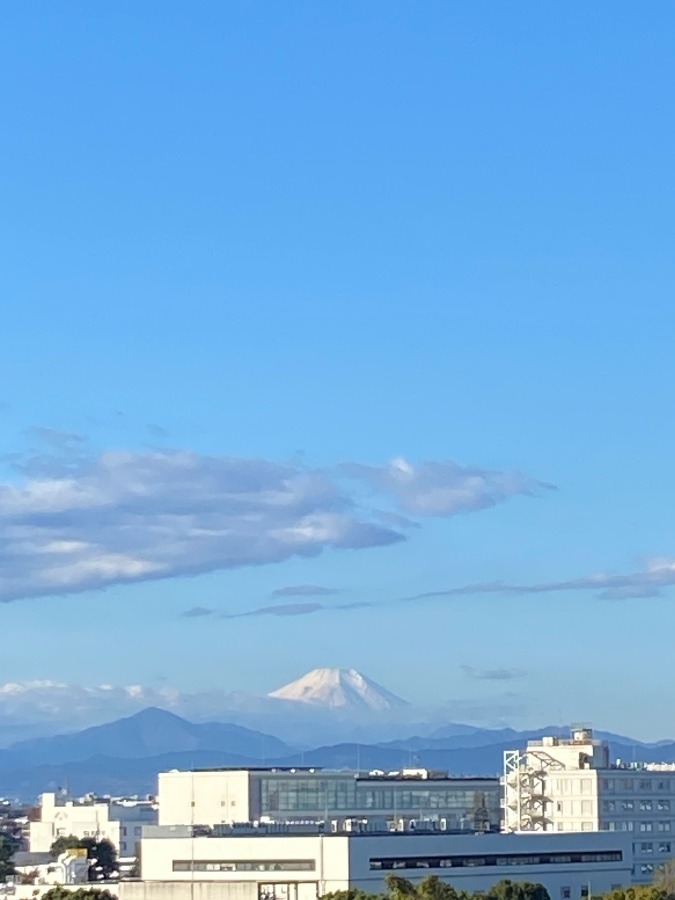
[159,771,252,828]
[503,729,675,882]
[118,828,632,900]
[30,792,158,857]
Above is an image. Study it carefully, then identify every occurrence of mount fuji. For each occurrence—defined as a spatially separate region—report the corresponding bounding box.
[268,667,408,711]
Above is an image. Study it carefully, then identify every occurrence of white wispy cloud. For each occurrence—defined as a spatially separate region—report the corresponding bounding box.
[200,559,675,623]
[0,448,545,603]
[271,584,341,598]
[461,665,526,681]
[408,558,675,602]
[340,457,555,515]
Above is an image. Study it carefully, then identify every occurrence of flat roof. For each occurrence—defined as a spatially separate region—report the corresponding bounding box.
[171,768,497,782]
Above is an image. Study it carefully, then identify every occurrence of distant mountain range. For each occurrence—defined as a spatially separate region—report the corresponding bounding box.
[1,703,675,801]
[0,669,673,800]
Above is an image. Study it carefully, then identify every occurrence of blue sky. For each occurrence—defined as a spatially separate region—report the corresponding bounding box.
[1,1,675,739]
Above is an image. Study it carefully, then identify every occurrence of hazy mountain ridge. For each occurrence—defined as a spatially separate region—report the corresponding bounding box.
[1,707,675,801]
[0,669,672,799]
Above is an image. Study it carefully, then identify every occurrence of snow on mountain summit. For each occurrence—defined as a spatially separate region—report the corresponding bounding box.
[268,668,408,711]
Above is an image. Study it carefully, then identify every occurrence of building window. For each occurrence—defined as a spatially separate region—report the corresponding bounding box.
[581,822,593,831]
[622,780,634,791]
[657,781,669,792]
[639,823,654,832]
[581,801,593,814]
[640,801,653,811]
[561,890,571,899]
[174,860,316,873]
[640,843,653,854]
[603,801,616,812]
[369,851,623,870]
[641,864,654,875]
[622,800,635,811]
[658,800,670,811]
[658,822,671,833]
[640,780,653,791]
[603,779,615,791]
[659,843,672,854]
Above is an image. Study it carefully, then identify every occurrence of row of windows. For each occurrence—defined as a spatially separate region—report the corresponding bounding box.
[635,842,672,854]
[601,821,672,832]
[552,780,594,795]
[603,799,671,812]
[173,861,316,873]
[602,779,673,792]
[369,852,623,871]
[259,778,499,819]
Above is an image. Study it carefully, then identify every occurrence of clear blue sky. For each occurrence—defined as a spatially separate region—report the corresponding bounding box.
[1,1,675,738]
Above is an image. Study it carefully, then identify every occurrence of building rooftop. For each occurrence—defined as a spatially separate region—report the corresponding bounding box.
[171,766,496,782]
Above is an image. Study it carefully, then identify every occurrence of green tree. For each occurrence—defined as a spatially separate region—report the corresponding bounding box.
[49,835,82,860]
[413,876,470,900]
[385,876,422,900]
[0,835,15,882]
[601,888,668,900]
[41,888,117,900]
[484,880,551,900]
[654,858,675,896]
[80,838,117,880]
[321,891,382,900]
[48,836,117,880]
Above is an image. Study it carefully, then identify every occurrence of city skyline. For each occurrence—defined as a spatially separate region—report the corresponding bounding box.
[2,2,675,739]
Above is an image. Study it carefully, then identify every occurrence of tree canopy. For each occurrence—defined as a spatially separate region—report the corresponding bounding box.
[0,835,14,882]
[49,835,117,879]
[40,888,117,900]
[320,875,552,900]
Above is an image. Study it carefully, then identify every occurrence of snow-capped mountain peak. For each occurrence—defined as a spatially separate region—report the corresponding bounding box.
[268,667,407,711]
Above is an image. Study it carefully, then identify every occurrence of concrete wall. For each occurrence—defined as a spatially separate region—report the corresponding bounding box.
[120,881,256,900]
[347,831,632,897]
[137,830,632,898]
[140,834,350,894]
[158,772,252,828]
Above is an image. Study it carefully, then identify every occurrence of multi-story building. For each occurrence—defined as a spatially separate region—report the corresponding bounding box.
[29,792,158,858]
[118,825,632,900]
[503,727,675,882]
[157,767,500,833]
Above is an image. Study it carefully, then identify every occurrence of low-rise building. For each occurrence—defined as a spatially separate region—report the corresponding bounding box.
[118,826,632,900]
[158,768,500,833]
[29,792,158,857]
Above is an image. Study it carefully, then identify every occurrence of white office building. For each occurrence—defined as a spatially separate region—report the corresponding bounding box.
[30,791,158,857]
[118,826,632,900]
[503,727,675,882]
[158,768,500,833]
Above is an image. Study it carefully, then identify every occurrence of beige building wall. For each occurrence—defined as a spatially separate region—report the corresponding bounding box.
[158,772,253,827]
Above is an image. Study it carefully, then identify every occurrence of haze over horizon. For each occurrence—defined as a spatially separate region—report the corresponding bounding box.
[2,2,675,742]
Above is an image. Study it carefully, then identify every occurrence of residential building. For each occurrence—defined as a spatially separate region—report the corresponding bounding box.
[29,791,158,857]
[157,768,500,833]
[118,825,632,900]
[503,727,675,882]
